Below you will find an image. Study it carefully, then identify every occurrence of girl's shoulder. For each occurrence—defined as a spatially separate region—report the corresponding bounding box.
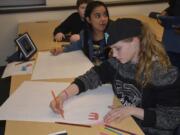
[106,58,136,79]
[151,62,179,86]
[69,12,80,18]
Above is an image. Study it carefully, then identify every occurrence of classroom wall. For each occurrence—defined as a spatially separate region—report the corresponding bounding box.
[0,2,168,66]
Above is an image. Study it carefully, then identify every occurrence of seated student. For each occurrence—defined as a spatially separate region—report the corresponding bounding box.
[149,0,180,18]
[51,1,111,65]
[149,0,180,69]
[159,0,180,28]
[50,18,180,135]
[160,0,180,69]
[161,17,180,69]
[53,0,92,42]
[160,0,180,16]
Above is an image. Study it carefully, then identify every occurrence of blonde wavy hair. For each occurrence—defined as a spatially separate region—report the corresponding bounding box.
[135,22,171,87]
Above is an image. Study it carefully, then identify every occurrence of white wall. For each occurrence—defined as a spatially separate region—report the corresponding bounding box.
[0,3,168,66]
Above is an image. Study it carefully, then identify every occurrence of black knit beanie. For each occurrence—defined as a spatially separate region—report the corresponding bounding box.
[106,18,142,45]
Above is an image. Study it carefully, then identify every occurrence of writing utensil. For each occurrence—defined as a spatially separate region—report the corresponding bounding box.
[104,127,122,135]
[51,90,64,119]
[48,130,67,135]
[15,58,35,66]
[26,63,33,67]
[55,121,91,128]
[36,21,48,23]
[104,124,136,135]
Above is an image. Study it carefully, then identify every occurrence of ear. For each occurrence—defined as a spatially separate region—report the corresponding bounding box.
[132,37,140,49]
[132,37,140,44]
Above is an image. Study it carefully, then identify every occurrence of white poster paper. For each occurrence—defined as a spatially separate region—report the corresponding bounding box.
[31,51,93,80]
[1,61,34,78]
[0,81,114,125]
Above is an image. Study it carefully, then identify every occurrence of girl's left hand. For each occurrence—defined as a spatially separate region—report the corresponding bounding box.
[104,105,144,124]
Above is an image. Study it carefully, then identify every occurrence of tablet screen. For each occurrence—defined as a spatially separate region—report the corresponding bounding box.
[15,33,37,60]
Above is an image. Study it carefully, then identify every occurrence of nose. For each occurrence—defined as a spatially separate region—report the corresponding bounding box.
[100,15,108,23]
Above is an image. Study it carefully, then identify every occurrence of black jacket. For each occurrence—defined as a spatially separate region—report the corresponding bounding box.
[53,12,86,36]
[73,58,180,135]
[165,0,180,16]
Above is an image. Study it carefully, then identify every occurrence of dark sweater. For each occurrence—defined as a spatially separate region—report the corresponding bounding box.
[73,58,180,135]
[165,0,180,16]
[53,12,86,36]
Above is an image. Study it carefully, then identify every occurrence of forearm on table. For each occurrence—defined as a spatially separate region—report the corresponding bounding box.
[131,107,144,120]
[58,83,79,100]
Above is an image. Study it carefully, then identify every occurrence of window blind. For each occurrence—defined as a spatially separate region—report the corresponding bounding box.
[0,0,45,7]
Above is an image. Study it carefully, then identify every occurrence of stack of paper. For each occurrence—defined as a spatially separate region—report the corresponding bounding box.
[1,61,34,78]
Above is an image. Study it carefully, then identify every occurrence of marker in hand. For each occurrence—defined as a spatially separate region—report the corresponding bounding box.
[51,90,64,119]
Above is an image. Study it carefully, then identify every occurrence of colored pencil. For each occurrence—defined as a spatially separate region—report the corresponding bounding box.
[55,121,91,128]
[48,130,67,135]
[104,127,122,135]
[51,90,64,119]
[105,124,136,135]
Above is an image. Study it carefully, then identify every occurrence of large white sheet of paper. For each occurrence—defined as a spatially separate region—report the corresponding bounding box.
[31,51,93,80]
[0,81,114,125]
[1,61,34,78]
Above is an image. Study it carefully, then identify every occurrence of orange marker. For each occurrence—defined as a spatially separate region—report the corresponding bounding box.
[51,90,64,119]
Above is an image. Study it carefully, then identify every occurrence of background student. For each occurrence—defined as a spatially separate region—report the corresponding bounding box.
[149,0,180,18]
[53,0,92,42]
[160,0,180,16]
[160,0,180,69]
[50,18,180,135]
[51,1,111,65]
[149,0,180,69]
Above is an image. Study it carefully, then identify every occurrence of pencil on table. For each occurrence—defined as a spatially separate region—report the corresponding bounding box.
[104,127,122,135]
[51,90,64,119]
[104,124,136,135]
[15,58,35,66]
[55,121,91,128]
